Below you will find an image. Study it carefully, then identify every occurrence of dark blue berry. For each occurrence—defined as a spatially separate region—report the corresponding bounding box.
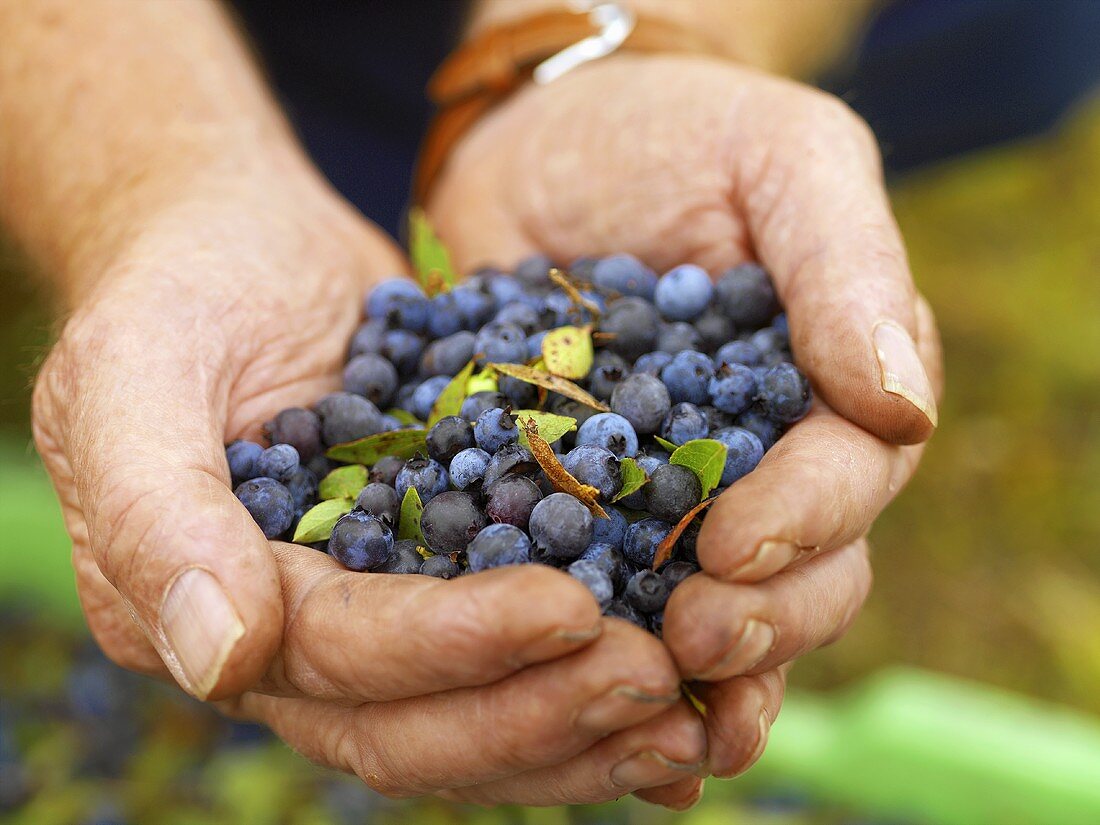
[758,363,812,423]
[376,540,425,574]
[328,510,394,572]
[529,493,594,560]
[426,416,475,465]
[709,363,759,415]
[660,402,710,445]
[715,263,780,328]
[255,444,300,483]
[601,297,660,361]
[610,372,672,435]
[590,507,628,551]
[576,412,639,458]
[448,447,492,491]
[474,321,528,364]
[316,392,384,445]
[459,390,509,423]
[421,554,461,579]
[580,542,628,591]
[623,518,673,567]
[712,426,765,485]
[419,331,476,377]
[562,444,623,501]
[624,569,671,613]
[380,328,425,377]
[657,321,704,354]
[654,264,713,321]
[369,454,404,486]
[395,456,450,503]
[633,351,674,377]
[591,254,657,299]
[264,407,324,463]
[660,351,714,405]
[484,474,542,530]
[420,491,487,555]
[226,440,263,485]
[714,340,763,368]
[354,483,401,530]
[467,523,532,571]
[474,407,519,453]
[343,353,399,408]
[235,477,294,538]
[643,463,701,523]
[567,560,614,607]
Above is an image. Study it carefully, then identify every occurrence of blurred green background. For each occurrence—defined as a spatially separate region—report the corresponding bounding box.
[3,99,1100,825]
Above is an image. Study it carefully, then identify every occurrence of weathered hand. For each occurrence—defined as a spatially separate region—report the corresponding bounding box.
[429,54,944,804]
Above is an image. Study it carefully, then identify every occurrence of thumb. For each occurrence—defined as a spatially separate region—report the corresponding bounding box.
[56,313,283,700]
[742,93,941,444]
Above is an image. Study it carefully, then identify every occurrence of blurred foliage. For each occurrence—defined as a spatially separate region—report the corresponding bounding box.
[2,93,1099,824]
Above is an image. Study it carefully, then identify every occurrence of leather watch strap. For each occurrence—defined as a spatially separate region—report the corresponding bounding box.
[415,6,723,203]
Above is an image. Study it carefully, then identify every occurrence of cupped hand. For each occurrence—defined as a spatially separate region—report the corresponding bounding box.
[32,169,706,803]
[429,54,944,799]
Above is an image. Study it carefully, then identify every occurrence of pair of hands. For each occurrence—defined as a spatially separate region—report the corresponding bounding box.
[32,56,942,808]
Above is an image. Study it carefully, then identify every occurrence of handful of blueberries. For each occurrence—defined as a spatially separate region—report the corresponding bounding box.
[227,254,810,635]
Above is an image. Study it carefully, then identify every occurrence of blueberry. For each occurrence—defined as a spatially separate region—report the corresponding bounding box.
[348,318,388,358]
[376,539,425,574]
[649,611,665,637]
[328,510,394,572]
[749,327,790,359]
[772,312,789,337]
[451,285,497,329]
[420,554,461,579]
[459,390,509,423]
[602,599,647,629]
[660,560,698,591]
[623,569,671,613]
[426,416,475,465]
[494,301,542,335]
[419,331,476,377]
[590,507,628,551]
[643,463,702,523]
[467,523,532,572]
[448,447,492,491]
[255,443,300,483]
[715,263,780,328]
[593,349,629,371]
[226,440,263,485]
[540,289,594,327]
[660,351,715,405]
[654,264,713,321]
[235,477,295,538]
[481,442,538,489]
[474,407,519,453]
[529,493,594,560]
[307,453,338,480]
[591,254,657,299]
[657,321,705,354]
[694,306,736,353]
[712,426,765,485]
[567,560,614,607]
[263,407,323,463]
[475,321,528,365]
[286,465,319,516]
[569,255,598,281]
[547,394,598,441]
[380,328,425,377]
[701,405,735,432]
[610,373,672,435]
[714,340,763,368]
[617,453,665,509]
[632,351,674,377]
[758,363,812,423]
[587,364,629,402]
[354,482,402,529]
[660,402,710,445]
[709,362,759,415]
[369,454,405,486]
[576,412,639,458]
[378,414,403,432]
[562,444,623,501]
[580,542,628,591]
[513,253,555,290]
[623,517,673,567]
[499,374,539,409]
[365,279,430,332]
[600,297,660,361]
[483,269,530,308]
[736,407,782,450]
[410,375,452,422]
[484,474,542,530]
[424,291,465,339]
[395,456,450,503]
[526,331,548,361]
[420,491,488,555]
[343,353,399,408]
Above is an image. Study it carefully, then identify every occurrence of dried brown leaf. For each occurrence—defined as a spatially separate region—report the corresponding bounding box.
[653,496,718,569]
[521,419,608,519]
[490,362,610,411]
[549,268,603,317]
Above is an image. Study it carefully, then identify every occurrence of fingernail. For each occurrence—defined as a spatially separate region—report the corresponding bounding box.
[730,539,798,580]
[872,320,938,427]
[160,567,244,699]
[661,779,706,811]
[693,619,776,680]
[714,709,772,779]
[576,685,679,732]
[610,751,701,789]
[513,623,603,667]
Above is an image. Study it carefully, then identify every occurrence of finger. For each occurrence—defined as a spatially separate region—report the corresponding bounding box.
[255,543,602,702]
[691,667,788,778]
[697,404,918,582]
[230,620,682,796]
[440,699,707,806]
[664,540,872,681]
[741,86,941,444]
[632,776,706,811]
[38,307,283,701]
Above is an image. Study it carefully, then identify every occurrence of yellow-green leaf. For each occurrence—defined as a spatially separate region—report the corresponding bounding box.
[490,362,609,411]
[409,207,455,295]
[293,498,353,543]
[428,359,477,426]
[326,429,427,464]
[541,325,594,379]
[669,439,728,498]
[385,408,423,427]
[466,366,499,395]
[612,457,649,502]
[513,410,578,448]
[521,419,607,519]
[398,486,425,544]
[653,435,679,453]
[318,465,367,500]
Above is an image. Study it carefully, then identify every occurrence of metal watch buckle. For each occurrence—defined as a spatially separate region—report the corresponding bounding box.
[532,2,637,85]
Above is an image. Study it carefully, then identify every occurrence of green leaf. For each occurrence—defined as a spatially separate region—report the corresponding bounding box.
[669,438,728,498]
[513,410,578,448]
[428,359,477,425]
[398,486,425,544]
[408,207,456,295]
[385,408,423,427]
[318,465,367,500]
[466,366,499,395]
[293,498,353,543]
[541,325,594,379]
[612,457,650,502]
[326,429,427,464]
[653,435,680,453]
